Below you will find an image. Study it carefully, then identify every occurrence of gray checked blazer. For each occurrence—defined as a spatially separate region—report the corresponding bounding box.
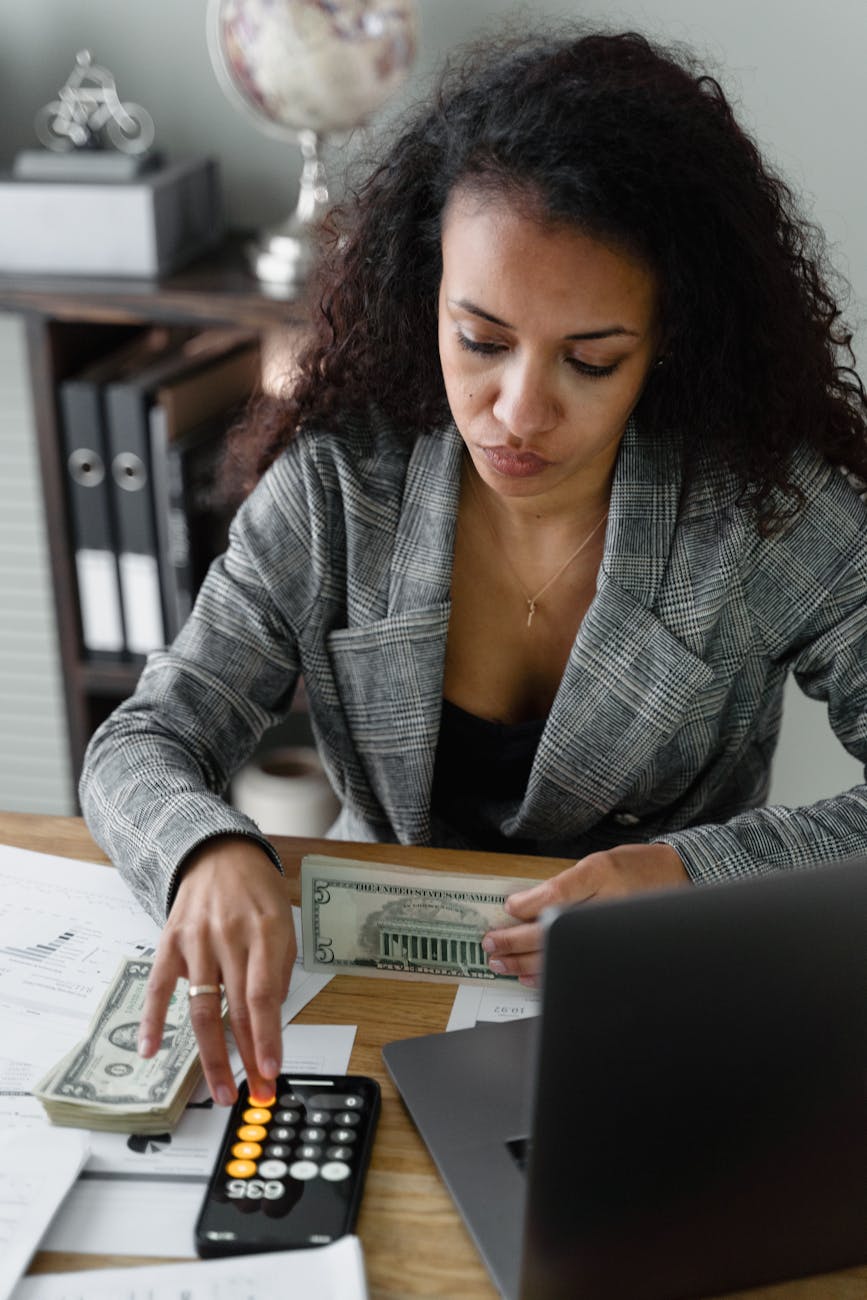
[80,413,867,924]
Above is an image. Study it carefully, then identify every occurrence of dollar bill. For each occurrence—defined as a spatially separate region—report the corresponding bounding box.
[301,855,537,983]
[33,957,210,1134]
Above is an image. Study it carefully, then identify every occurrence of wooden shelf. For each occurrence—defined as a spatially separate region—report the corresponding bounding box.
[0,234,308,330]
[2,236,310,804]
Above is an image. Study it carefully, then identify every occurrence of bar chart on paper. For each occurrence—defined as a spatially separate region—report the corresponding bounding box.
[0,848,161,1015]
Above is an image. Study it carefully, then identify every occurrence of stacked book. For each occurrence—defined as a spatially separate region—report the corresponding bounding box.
[59,327,261,660]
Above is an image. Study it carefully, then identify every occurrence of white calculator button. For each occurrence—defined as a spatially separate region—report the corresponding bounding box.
[289,1160,319,1180]
[320,1161,351,1181]
[258,1159,288,1178]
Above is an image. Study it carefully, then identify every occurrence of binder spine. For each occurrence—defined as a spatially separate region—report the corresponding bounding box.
[59,383,124,658]
[106,388,166,656]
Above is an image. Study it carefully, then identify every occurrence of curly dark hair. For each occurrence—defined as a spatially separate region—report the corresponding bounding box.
[229,26,867,531]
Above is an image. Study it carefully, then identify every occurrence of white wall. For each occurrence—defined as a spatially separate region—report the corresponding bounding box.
[0,0,864,812]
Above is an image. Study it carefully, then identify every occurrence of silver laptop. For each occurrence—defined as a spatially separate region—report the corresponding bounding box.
[382,858,867,1299]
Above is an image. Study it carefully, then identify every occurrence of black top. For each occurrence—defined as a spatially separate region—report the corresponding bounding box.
[430,697,546,853]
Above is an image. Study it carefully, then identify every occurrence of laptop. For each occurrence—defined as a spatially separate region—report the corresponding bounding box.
[382,858,867,1299]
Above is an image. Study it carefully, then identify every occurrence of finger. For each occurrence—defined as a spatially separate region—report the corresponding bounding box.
[483,921,543,959]
[138,940,185,1059]
[505,862,598,920]
[187,972,237,1107]
[489,947,544,979]
[220,958,267,1103]
[503,884,549,921]
[247,924,295,1084]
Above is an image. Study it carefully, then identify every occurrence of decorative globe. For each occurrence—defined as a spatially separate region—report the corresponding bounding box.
[210,0,419,138]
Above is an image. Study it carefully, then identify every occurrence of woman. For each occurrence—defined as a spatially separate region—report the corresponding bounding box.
[81,29,867,1106]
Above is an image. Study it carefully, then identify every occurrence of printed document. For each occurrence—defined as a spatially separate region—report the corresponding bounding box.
[11,1234,367,1300]
[447,980,540,1031]
[0,1129,88,1300]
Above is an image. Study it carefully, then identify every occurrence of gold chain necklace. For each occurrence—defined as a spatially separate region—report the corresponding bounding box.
[466,463,608,629]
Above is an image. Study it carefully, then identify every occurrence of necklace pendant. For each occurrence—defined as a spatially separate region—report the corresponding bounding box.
[526,599,536,628]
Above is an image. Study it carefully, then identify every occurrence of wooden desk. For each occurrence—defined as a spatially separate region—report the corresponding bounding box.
[3,813,866,1300]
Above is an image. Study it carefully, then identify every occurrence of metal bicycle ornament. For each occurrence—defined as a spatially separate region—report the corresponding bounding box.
[35,50,155,156]
[207,0,418,291]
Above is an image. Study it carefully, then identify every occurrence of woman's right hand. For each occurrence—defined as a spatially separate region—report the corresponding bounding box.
[136,835,296,1105]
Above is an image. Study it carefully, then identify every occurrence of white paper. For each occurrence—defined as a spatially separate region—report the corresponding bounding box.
[0,1129,89,1300]
[446,980,540,1031]
[42,1024,357,1257]
[11,1234,367,1300]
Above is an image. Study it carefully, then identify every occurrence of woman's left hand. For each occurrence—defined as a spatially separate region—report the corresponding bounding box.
[482,843,689,986]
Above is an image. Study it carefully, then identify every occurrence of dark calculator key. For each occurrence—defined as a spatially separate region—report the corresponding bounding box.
[275,1109,300,1124]
[265,1143,290,1158]
[278,1093,301,1107]
[298,1144,322,1159]
[335,1111,361,1126]
[326,1145,354,1160]
[332,1128,357,1143]
[272,1127,295,1142]
[309,1110,330,1125]
[300,1126,326,1142]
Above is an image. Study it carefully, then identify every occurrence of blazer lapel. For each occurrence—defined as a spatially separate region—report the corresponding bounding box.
[507,420,715,839]
[326,424,464,843]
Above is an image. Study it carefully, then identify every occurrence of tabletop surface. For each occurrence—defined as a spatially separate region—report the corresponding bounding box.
[2,812,865,1300]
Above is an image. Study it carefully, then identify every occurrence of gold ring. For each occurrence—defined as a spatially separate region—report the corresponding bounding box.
[188,984,222,998]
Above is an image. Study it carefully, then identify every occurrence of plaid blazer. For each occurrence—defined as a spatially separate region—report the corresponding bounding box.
[80,414,867,923]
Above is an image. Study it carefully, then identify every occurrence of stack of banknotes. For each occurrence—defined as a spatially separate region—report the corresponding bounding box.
[33,957,211,1133]
[300,854,537,983]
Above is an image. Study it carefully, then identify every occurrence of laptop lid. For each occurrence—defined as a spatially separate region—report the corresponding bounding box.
[383,858,867,1300]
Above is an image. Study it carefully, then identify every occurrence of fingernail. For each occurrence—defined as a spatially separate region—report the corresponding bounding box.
[138,1035,152,1057]
[262,1057,280,1079]
[216,1084,235,1106]
[482,937,495,954]
[489,959,506,974]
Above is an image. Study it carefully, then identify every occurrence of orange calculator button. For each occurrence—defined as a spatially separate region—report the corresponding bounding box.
[242,1108,272,1125]
[232,1142,262,1160]
[225,1159,257,1179]
[237,1124,267,1143]
[249,1093,277,1108]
